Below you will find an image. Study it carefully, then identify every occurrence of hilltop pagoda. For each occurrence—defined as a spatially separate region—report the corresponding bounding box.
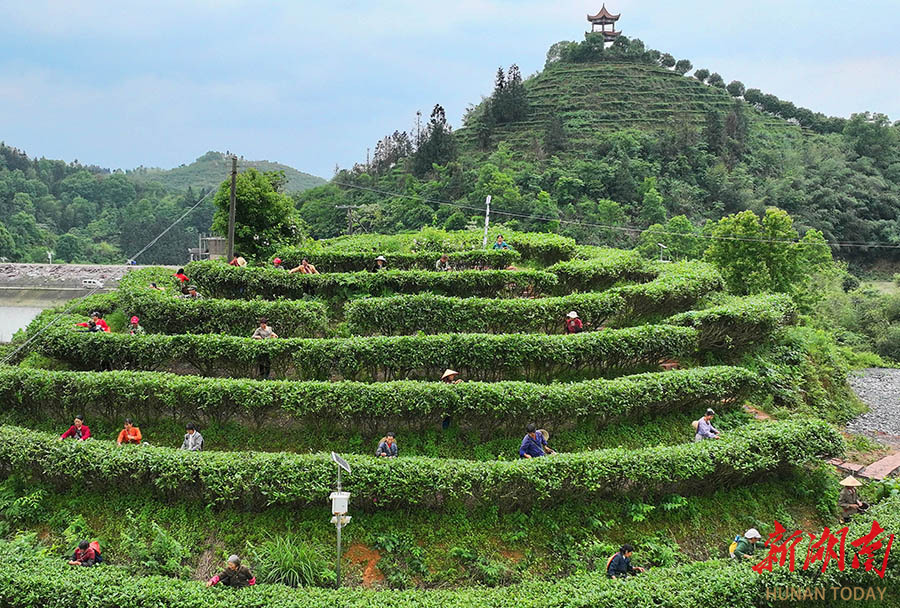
[587,4,621,42]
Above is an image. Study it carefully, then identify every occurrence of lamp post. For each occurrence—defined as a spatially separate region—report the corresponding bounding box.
[657,242,668,263]
[329,452,351,588]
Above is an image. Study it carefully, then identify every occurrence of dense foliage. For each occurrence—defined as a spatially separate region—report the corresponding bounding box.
[0,419,839,508]
[271,247,520,272]
[183,262,560,300]
[0,493,897,605]
[667,294,796,353]
[0,365,756,433]
[116,290,328,337]
[345,261,722,335]
[32,325,702,381]
[0,144,213,264]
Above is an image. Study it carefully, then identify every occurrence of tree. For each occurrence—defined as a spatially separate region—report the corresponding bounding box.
[693,68,710,82]
[674,59,692,75]
[659,53,676,68]
[726,80,745,97]
[55,231,87,262]
[543,115,568,154]
[211,168,301,260]
[412,105,457,177]
[637,215,705,260]
[843,112,897,164]
[491,65,528,124]
[703,207,832,299]
[638,177,666,226]
[707,72,726,88]
[0,221,16,260]
[545,41,576,68]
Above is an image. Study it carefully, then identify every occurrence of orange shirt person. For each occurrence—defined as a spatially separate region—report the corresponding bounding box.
[116,418,142,445]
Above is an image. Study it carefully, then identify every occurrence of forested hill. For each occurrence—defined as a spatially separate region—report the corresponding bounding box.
[126,151,325,193]
[296,34,900,268]
[0,145,323,265]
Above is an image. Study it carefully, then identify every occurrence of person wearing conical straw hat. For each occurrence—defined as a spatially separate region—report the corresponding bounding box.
[439,369,461,430]
[565,311,583,334]
[441,369,461,384]
[838,476,868,522]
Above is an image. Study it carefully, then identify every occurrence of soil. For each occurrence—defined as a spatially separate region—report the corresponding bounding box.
[345,543,384,587]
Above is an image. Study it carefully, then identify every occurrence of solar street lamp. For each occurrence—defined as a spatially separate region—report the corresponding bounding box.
[330,452,351,588]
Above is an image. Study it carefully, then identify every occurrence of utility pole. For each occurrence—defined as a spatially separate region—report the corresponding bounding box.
[481,195,492,248]
[336,204,365,235]
[226,155,237,261]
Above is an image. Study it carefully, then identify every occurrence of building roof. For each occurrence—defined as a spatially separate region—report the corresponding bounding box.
[587,4,620,22]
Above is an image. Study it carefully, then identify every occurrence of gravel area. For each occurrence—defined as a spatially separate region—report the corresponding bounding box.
[0,263,165,288]
[847,368,900,436]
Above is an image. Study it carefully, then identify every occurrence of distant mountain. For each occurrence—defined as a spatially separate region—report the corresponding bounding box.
[126,151,326,193]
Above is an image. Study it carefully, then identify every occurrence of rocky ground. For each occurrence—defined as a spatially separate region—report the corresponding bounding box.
[0,263,159,288]
[847,368,900,448]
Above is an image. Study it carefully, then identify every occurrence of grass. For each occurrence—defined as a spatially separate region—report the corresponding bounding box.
[862,280,900,296]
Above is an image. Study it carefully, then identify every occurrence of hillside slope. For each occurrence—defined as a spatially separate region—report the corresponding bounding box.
[457,62,797,155]
[127,151,326,193]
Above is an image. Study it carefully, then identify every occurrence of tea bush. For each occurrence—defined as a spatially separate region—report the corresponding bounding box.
[32,324,701,381]
[271,248,520,272]
[666,294,796,353]
[0,365,756,431]
[548,250,656,292]
[0,419,840,509]
[182,262,560,300]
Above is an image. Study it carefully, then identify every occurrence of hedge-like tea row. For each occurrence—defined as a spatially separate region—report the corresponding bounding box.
[33,325,701,381]
[115,291,328,338]
[271,247,521,272]
[0,419,840,508]
[300,228,578,266]
[614,261,724,319]
[1,494,895,606]
[667,294,796,353]
[0,365,756,432]
[346,292,625,335]
[344,262,723,335]
[182,261,559,300]
[548,250,656,292]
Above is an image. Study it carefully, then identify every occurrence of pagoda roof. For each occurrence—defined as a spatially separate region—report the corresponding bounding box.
[587,4,620,22]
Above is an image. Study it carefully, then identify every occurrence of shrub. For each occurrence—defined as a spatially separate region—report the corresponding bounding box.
[289,228,577,266]
[271,248,520,272]
[33,322,701,381]
[0,419,841,509]
[0,365,756,432]
[251,535,331,587]
[119,509,190,578]
[666,294,795,353]
[182,261,559,300]
[345,261,723,335]
[117,290,328,338]
[548,250,656,292]
[346,292,626,335]
[0,493,898,604]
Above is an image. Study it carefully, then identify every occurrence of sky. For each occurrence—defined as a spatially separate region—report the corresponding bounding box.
[1,0,898,179]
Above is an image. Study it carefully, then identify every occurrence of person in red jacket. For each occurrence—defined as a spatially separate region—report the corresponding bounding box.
[173,268,190,293]
[76,312,110,332]
[565,311,583,334]
[60,415,90,441]
[67,540,97,567]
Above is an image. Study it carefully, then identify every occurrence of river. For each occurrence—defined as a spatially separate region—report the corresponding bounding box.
[0,306,46,342]
[0,289,86,343]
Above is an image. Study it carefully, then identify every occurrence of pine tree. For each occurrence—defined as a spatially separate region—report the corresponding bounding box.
[412,105,457,177]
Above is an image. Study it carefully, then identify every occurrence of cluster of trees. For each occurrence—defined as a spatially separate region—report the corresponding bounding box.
[0,144,213,264]
[544,33,693,75]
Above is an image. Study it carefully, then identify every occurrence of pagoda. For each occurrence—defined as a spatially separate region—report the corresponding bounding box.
[587,4,621,42]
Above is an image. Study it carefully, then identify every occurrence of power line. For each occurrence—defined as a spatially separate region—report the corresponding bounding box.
[330,180,900,250]
[2,188,217,366]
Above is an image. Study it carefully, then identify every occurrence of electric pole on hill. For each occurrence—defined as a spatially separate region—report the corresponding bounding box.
[336,204,365,235]
[226,154,237,261]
